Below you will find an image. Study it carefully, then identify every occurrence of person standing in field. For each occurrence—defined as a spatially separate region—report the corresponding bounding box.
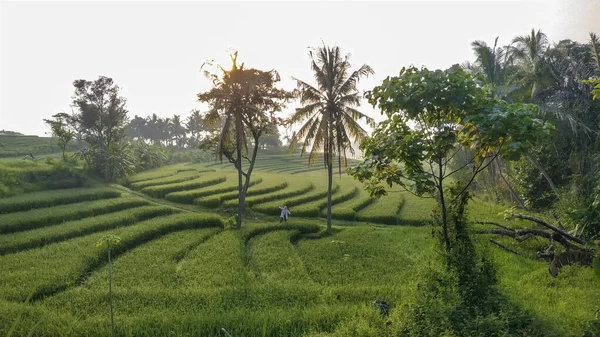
[278,205,290,223]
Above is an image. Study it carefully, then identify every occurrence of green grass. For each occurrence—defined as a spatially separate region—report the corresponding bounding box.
[0,154,598,336]
[0,187,120,214]
[294,186,358,218]
[0,135,83,158]
[323,187,375,221]
[0,212,224,302]
[251,184,339,216]
[224,177,314,208]
[129,170,200,190]
[0,197,149,234]
[355,191,405,225]
[140,174,226,198]
[0,205,176,255]
[83,228,221,289]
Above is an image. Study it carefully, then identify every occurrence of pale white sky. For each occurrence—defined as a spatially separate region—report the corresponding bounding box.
[1,0,599,137]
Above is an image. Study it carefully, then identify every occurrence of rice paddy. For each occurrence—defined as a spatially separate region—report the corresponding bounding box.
[0,153,597,336]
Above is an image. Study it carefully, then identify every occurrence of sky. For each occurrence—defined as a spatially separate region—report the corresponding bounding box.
[1,0,599,138]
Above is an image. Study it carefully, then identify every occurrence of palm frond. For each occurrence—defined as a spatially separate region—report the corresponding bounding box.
[289,102,324,124]
[589,32,600,73]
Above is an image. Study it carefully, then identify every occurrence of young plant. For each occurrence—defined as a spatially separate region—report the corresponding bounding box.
[331,240,349,286]
[96,234,121,334]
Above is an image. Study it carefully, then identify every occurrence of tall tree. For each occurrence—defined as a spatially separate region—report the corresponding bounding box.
[71,76,128,151]
[186,109,206,147]
[510,29,551,100]
[71,76,130,179]
[198,52,292,228]
[169,115,187,148]
[349,65,551,253]
[288,45,374,232]
[43,112,75,160]
[127,115,148,141]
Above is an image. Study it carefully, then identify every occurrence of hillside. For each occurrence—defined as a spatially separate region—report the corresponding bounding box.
[0,156,598,336]
[0,135,84,158]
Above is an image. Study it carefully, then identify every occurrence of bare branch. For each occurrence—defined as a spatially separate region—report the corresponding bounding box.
[489,239,523,256]
[511,213,588,246]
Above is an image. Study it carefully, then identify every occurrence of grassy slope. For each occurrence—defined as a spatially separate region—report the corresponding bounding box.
[0,155,598,336]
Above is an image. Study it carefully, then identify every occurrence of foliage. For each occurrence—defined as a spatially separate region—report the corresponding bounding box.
[349,65,551,252]
[288,44,374,232]
[198,51,292,227]
[43,113,75,160]
[0,187,119,214]
[0,197,147,234]
[0,159,86,198]
[130,140,167,171]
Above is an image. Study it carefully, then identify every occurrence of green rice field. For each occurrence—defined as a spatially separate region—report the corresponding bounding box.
[0,154,598,336]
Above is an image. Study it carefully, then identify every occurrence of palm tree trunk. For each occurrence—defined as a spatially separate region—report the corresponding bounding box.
[327,153,333,233]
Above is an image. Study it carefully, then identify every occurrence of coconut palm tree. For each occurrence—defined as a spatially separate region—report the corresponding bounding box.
[289,45,375,232]
[169,115,187,148]
[510,29,551,100]
[470,37,517,99]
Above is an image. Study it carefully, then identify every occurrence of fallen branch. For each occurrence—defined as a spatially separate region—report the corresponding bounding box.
[476,221,514,232]
[489,239,523,256]
[512,213,587,246]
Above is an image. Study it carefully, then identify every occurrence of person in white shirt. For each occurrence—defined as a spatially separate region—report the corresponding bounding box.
[278,205,291,223]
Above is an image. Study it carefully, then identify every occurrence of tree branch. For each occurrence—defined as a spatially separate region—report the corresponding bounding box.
[489,239,523,255]
[511,213,587,246]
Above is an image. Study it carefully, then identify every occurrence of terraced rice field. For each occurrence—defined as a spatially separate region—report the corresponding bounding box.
[126,155,410,225]
[1,154,598,336]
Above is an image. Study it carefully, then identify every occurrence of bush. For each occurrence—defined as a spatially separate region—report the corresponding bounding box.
[196,196,222,208]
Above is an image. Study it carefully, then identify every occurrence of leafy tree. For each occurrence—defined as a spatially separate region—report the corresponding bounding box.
[126,115,148,141]
[71,76,128,151]
[349,65,551,253]
[198,52,292,228]
[288,45,374,232]
[43,113,75,160]
[70,76,131,180]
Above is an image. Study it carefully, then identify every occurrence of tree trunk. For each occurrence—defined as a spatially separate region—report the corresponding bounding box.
[236,117,244,229]
[437,159,451,254]
[495,160,528,209]
[527,156,560,200]
[327,154,333,233]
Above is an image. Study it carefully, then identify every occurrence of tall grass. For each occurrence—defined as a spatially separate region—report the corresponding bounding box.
[141,175,226,198]
[0,187,120,214]
[0,212,224,302]
[129,171,200,190]
[0,205,176,255]
[0,197,149,234]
